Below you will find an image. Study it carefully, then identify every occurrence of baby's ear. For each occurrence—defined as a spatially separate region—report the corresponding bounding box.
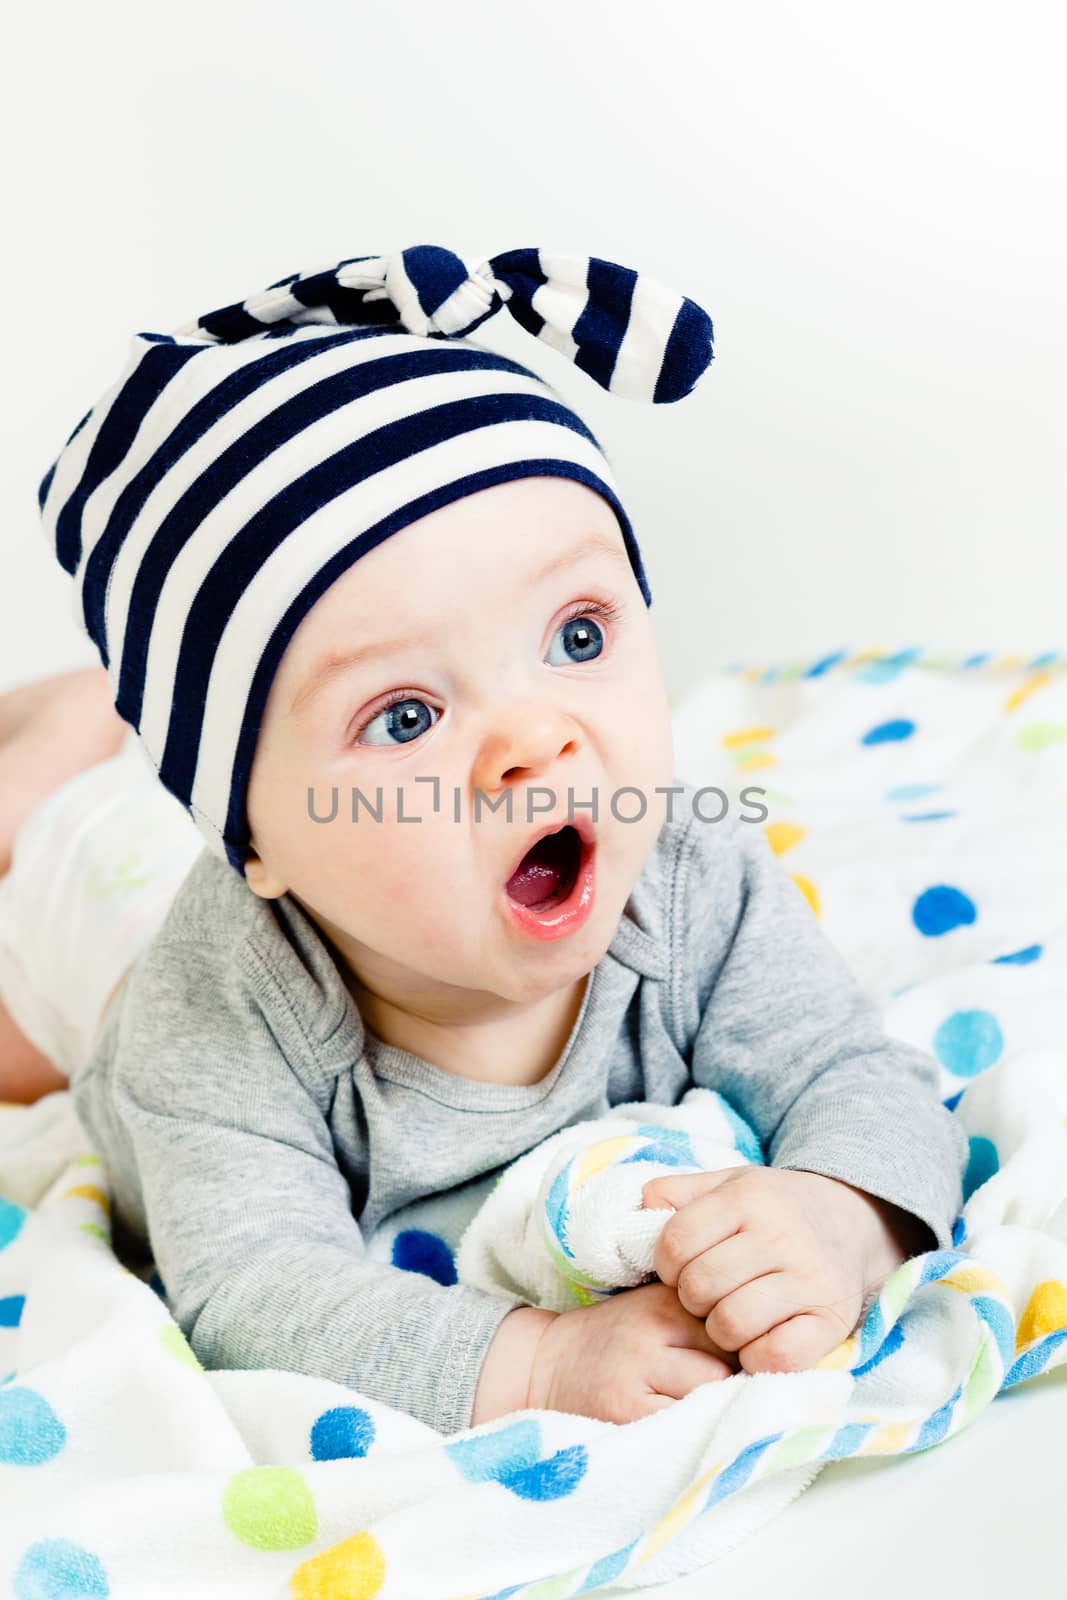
[242,842,288,900]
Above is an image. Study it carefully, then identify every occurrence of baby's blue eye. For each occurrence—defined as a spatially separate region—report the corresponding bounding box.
[357,612,607,747]
[545,613,606,667]
[359,699,438,746]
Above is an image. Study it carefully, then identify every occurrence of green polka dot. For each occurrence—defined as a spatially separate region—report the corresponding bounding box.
[1017,721,1067,752]
[73,1154,103,1167]
[159,1324,203,1371]
[79,1223,109,1243]
[222,1467,318,1551]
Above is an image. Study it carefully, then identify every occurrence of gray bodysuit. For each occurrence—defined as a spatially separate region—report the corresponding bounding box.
[71,777,967,1434]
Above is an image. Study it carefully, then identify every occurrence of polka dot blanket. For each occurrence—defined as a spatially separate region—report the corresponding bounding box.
[2,645,1066,1599]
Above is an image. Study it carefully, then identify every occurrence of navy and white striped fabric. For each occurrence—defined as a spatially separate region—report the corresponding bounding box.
[39,244,714,877]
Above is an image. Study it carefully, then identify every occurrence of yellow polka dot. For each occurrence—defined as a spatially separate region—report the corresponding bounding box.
[62,1184,111,1213]
[742,668,761,682]
[289,1531,386,1599]
[994,655,1025,670]
[1015,1280,1067,1351]
[791,874,820,917]
[764,821,805,856]
[1004,671,1051,712]
[576,1137,637,1185]
[721,726,775,749]
[941,1265,1004,1296]
[735,751,777,772]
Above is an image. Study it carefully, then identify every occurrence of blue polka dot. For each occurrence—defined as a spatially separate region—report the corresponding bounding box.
[620,1138,696,1169]
[901,810,957,823]
[0,1386,67,1466]
[862,719,916,746]
[933,1009,1004,1077]
[496,1445,588,1502]
[0,1295,25,1328]
[624,1126,697,1168]
[545,1166,574,1260]
[310,1405,375,1461]
[391,1229,456,1286]
[963,652,992,668]
[805,649,848,678]
[962,1137,999,1203]
[912,885,978,937]
[448,1420,543,1484]
[147,1271,167,1301]
[718,1100,765,1164]
[13,1537,109,1599]
[886,783,942,803]
[942,1089,965,1112]
[1030,652,1059,669]
[855,648,922,685]
[446,1420,587,1501]
[0,1198,27,1251]
[951,1215,968,1246]
[849,1319,905,1378]
[992,944,1043,966]
[580,1541,641,1590]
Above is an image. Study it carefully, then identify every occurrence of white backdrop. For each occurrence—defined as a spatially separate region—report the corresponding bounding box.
[3,0,1065,698]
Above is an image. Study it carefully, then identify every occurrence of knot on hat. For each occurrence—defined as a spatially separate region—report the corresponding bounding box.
[363,246,503,338]
[176,243,714,404]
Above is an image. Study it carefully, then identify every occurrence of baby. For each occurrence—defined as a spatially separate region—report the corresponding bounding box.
[4,243,967,1435]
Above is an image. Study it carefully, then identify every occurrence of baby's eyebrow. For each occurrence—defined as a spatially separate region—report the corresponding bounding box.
[289,529,629,719]
[535,530,631,584]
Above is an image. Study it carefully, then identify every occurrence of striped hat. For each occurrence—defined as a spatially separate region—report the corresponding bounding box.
[39,244,714,876]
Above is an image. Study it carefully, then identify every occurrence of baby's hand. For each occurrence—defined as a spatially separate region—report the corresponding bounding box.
[641,1167,931,1376]
[526,1281,738,1423]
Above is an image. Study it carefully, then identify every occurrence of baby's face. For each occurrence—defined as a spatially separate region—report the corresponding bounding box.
[244,476,675,1012]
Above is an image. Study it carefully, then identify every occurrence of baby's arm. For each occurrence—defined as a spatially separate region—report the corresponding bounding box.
[79,939,528,1436]
[673,815,969,1251]
[471,1305,557,1423]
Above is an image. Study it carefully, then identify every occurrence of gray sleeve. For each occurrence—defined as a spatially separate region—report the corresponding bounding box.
[95,937,525,1436]
[673,815,968,1252]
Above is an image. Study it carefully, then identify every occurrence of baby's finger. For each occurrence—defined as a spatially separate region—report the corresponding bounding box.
[651,1346,736,1400]
[651,1190,745,1288]
[738,1311,843,1376]
[674,1229,781,1320]
[703,1271,793,1353]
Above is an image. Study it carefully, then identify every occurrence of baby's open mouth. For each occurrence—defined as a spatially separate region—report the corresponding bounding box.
[504,824,583,911]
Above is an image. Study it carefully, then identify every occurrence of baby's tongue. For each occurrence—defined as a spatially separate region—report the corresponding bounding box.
[506,839,566,907]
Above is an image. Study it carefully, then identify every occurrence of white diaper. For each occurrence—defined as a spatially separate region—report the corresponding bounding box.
[0,728,205,1081]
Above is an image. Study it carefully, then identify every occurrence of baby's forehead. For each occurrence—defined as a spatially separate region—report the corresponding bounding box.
[300,502,628,634]
[278,511,632,716]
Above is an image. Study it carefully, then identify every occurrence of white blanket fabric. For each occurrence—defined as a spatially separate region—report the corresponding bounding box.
[2,646,1066,1600]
